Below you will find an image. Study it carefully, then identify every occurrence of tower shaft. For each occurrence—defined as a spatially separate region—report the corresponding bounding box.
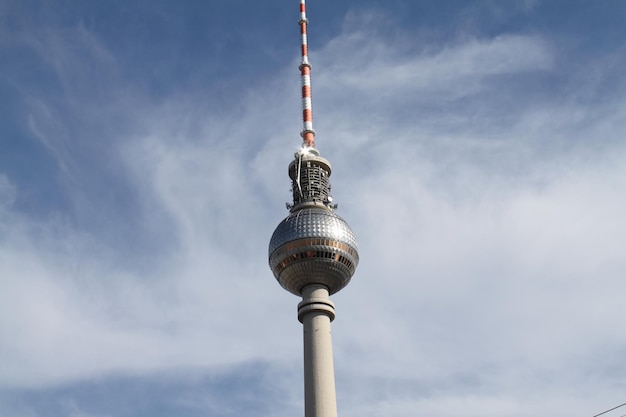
[299,284,338,417]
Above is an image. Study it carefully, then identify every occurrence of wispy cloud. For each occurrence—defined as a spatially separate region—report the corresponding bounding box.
[319,32,553,94]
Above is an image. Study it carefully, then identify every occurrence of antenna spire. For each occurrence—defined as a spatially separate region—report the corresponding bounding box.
[299,0,315,148]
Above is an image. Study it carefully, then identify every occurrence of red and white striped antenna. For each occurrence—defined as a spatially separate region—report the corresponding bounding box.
[299,0,315,148]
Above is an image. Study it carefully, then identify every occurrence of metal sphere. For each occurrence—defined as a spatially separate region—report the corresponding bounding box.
[269,207,359,296]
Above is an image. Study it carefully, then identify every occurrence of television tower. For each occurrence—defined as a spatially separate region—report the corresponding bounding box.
[268,1,359,417]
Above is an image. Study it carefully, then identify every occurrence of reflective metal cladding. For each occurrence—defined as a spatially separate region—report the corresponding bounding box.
[269,207,359,296]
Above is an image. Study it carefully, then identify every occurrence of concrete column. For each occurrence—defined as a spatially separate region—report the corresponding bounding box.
[298,284,338,417]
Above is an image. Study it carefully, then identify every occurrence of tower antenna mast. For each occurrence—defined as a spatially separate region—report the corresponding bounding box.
[299,0,315,148]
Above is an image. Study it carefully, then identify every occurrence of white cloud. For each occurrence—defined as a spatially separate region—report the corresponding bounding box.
[316,27,552,102]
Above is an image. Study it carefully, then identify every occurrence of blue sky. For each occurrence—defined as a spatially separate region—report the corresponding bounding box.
[1,0,626,416]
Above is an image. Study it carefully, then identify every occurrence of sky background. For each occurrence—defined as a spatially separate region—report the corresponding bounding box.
[1,0,626,416]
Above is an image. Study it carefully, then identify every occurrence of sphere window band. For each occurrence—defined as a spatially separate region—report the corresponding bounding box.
[274,237,358,255]
[269,237,358,275]
[273,250,356,276]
